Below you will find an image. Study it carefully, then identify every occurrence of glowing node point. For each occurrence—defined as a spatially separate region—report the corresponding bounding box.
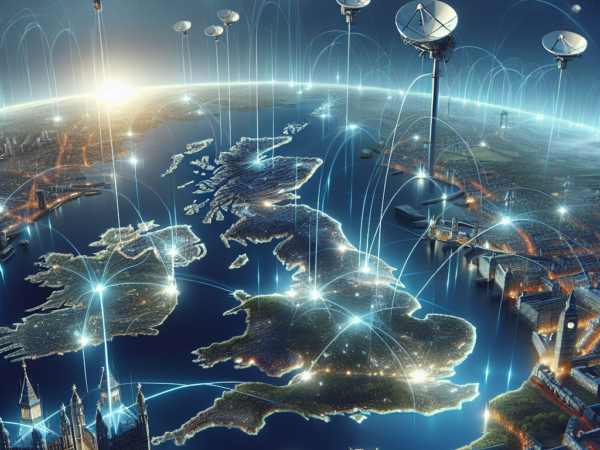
[414,135,419,140]
[130,157,138,164]
[411,370,426,382]
[169,247,178,256]
[338,245,347,252]
[301,372,312,381]
[81,337,89,346]
[361,266,370,273]
[166,284,178,295]
[264,201,272,207]
[485,242,490,249]
[501,217,511,225]
[53,116,62,122]
[95,285,104,293]
[312,290,320,300]
[353,317,361,324]
[559,207,567,214]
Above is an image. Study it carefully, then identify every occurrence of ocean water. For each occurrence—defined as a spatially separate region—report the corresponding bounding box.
[0,98,537,450]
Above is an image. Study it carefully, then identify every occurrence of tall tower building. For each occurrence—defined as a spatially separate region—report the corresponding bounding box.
[70,385,87,450]
[59,404,73,449]
[99,367,121,411]
[552,291,579,375]
[0,418,10,450]
[95,403,110,450]
[136,384,151,450]
[19,362,43,438]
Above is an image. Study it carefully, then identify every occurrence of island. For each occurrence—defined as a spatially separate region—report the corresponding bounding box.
[0,222,206,361]
[152,135,479,446]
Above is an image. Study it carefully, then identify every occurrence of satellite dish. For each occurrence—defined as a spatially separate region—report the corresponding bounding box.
[174,21,192,33]
[571,4,581,13]
[217,10,240,26]
[337,0,370,24]
[205,25,224,39]
[396,1,457,45]
[542,31,587,69]
[336,0,371,10]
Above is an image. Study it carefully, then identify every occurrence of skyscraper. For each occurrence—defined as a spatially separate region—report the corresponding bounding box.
[552,291,579,375]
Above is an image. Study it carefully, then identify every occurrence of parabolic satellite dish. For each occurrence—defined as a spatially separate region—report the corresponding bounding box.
[173,21,192,33]
[571,4,581,13]
[205,25,224,39]
[396,1,458,44]
[542,31,587,57]
[217,10,240,26]
[336,0,371,10]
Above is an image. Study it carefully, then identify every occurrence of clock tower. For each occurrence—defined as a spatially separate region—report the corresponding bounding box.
[552,291,578,375]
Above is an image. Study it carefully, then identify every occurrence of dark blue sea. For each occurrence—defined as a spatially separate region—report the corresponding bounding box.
[0,96,537,450]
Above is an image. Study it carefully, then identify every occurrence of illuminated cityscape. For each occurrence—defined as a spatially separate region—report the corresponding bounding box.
[0,1,598,450]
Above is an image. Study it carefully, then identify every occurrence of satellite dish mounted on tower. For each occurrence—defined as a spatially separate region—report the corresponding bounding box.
[205,25,224,40]
[542,31,587,70]
[217,10,240,26]
[395,1,458,178]
[396,1,458,60]
[174,21,192,38]
[337,0,371,25]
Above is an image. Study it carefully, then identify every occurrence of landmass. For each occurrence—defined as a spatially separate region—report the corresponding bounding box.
[0,221,206,361]
[229,254,249,269]
[152,135,478,446]
[283,122,309,135]
[185,139,213,155]
[161,154,184,177]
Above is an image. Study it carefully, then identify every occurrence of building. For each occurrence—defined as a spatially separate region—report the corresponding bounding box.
[571,365,600,397]
[0,420,10,450]
[0,365,151,450]
[99,368,120,411]
[518,292,568,333]
[552,292,579,375]
[18,363,43,439]
[36,191,46,211]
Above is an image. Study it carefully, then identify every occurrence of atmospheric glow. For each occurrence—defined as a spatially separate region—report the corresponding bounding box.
[97,83,134,103]
[166,284,178,295]
[411,370,426,382]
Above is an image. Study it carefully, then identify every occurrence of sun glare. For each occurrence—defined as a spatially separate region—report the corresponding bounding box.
[98,83,134,103]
